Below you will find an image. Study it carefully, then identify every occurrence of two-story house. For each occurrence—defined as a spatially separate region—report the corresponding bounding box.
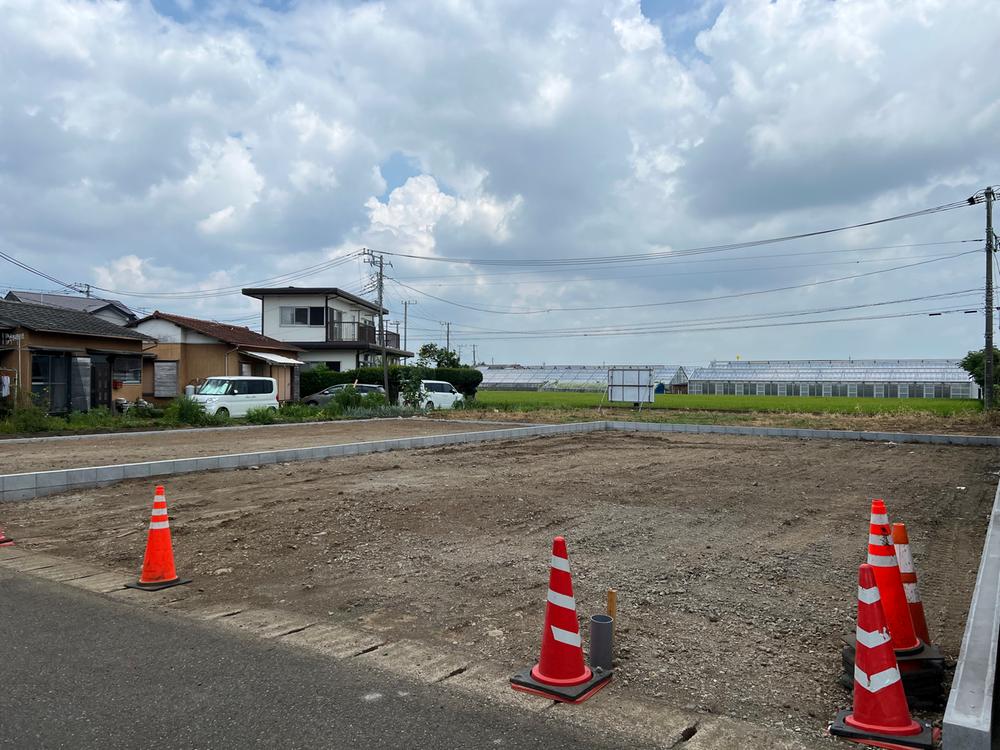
[242,287,412,371]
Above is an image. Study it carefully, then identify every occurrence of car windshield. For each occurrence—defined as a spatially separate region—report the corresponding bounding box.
[197,379,234,395]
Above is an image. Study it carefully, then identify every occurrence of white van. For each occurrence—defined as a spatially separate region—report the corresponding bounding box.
[191,376,279,418]
[418,380,463,410]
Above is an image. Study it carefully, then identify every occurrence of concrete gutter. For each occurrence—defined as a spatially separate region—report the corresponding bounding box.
[942,476,1000,749]
[4,419,1000,503]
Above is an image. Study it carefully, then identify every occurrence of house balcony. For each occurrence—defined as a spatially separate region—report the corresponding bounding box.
[327,321,401,349]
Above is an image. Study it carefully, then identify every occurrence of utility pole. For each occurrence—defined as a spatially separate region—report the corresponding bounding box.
[472,344,477,366]
[444,321,451,351]
[364,249,391,395]
[401,300,417,358]
[986,187,996,409]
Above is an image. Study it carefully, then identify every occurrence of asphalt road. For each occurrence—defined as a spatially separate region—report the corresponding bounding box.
[0,569,626,749]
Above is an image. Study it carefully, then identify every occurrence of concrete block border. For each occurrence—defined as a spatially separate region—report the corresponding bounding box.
[3,419,1000,503]
[942,475,1000,749]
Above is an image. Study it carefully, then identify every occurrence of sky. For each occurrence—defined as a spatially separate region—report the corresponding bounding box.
[1,0,998,365]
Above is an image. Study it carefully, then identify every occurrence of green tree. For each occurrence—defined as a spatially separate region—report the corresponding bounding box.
[417,343,460,368]
[959,348,999,400]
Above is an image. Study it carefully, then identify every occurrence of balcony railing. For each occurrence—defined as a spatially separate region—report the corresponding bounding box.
[327,321,400,349]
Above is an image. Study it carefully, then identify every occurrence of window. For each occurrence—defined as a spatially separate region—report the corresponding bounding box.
[822,384,832,397]
[112,356,142,384]
[800,383,809,396]
[873,384,884,398]
[924,385,934,398]
[325,361,342,372]
[279,306,325,326]
[777,384,786,396]
[153,361,178,397]
[756,383,765,396]
[847,384,857,398]
[735,383,743,396]
[899,384,908,399]
[714,382,723,395]
[31,353,69,412]
[249,379,274,394]
[690,383,702,394]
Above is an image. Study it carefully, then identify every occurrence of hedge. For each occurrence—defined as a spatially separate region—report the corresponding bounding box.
[300,365,483,401]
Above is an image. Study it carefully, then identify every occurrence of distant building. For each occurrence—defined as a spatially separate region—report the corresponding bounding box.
[242,287,413,371]
[4,290,137,326]
[0,298,151,413]
[130,312,305,403]
[477,364,690,393]
[686,359,977,399]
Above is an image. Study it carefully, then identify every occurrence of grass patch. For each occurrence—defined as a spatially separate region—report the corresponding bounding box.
[472,390,981,416]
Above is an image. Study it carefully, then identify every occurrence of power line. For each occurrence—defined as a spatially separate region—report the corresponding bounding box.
[0,250,80,293]
[87,251,362,299]
[389,250,978,315]
[437,289,984,338]
[390,240,981,283]
[376,199,974,268]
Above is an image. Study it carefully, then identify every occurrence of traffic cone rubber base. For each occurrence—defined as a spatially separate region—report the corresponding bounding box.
[511,665,612,704]
[125,576,191,592]
[830,708,938,750]
[0,533,13,547]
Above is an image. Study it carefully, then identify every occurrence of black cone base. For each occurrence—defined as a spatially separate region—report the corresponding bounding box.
[510,665,613,704]
[829,709,936,750]
[125,577,191,592]
[841,640,944,704]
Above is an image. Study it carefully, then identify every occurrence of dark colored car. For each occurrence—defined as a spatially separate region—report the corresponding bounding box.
[301,383,385,407]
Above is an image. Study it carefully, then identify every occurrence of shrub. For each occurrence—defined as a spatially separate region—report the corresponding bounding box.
[360,391,387,409]
[333,385,364,410]
[162,396,227,426]
[64,407,121,430]
[4,405,66,433]
[300,364,483,403]
[278,402,321,422]
[319,400,343,419]
[245,406,278,425]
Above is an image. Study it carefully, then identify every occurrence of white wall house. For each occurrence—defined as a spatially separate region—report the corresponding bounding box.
[242,287,412,371]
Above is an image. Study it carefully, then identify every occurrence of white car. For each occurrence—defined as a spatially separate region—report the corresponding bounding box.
[192,376,279,418]
[417,380,463,410]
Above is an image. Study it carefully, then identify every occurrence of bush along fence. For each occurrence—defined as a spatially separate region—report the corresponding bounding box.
[300,365,484,402]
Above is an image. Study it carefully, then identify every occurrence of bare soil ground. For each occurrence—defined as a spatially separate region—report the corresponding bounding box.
[441,406,1000,435]
[3,433,996,746]
[0,418,496,475]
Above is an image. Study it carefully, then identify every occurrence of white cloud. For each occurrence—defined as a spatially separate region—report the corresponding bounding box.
[0,0,998,364]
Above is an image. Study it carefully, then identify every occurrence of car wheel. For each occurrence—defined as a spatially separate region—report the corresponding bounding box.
[216,407,230,418]
[268,406,277,412]
[425,400,435,410]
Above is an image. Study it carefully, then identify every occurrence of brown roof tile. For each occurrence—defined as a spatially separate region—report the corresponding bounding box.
[135,312,303,352]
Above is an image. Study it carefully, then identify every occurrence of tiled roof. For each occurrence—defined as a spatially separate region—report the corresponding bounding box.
[136,311,303,352]
[0,299,148,340]
[4,290,135,319]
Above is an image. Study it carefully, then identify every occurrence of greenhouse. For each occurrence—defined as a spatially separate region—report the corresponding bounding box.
[477,364,689,393]
[686,359,977,399]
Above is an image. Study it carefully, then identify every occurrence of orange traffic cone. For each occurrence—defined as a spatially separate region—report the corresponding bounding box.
[867,500,921,653]
[830,564,936,749]
[511,536,612,703]
[125,486,190,591]
[892,523,931,645]
[0,525,13,547]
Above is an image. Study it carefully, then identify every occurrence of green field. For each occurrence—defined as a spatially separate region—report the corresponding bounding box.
[473,390,981,416]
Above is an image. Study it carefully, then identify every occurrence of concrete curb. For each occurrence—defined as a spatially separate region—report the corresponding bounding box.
[0,416,521,446]
[601,420,1000,446]
[0,421,602,502]
[4,419,999,503]
[942,475,1000,749]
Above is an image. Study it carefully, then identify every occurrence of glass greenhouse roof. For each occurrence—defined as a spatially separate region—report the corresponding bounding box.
[688,359,970,383]
[478,364,689,387]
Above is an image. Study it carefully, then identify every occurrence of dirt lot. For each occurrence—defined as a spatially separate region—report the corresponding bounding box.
[436,406,1000,435]
[0,418,498,475]
[3,432,996,745]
